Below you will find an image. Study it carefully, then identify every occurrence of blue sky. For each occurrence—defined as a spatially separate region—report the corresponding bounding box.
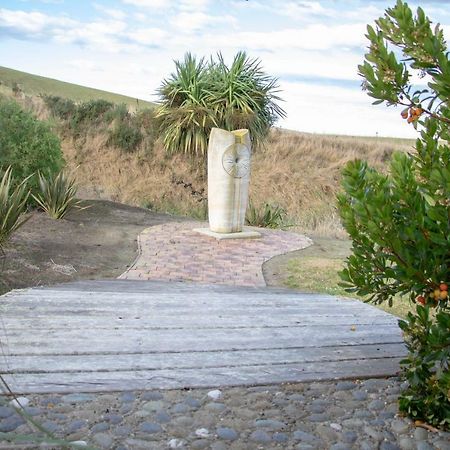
[1,0,450,137]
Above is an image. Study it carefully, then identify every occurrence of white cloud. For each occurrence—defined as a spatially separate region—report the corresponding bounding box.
[265,49,362,81]
[121,0,210,11]
[170,12,237,33]
[122,0,170,8]
[170,12,210,32]
[0,8,164,52]
[127,27,167,45]
[179,0,210,11]
[201,23,366,52]
[133,12,148,21]
[67,59,104,72]
[0,8,75,36]
[93,4,127,20]
[54,19,128,49]
[277,1,331,19]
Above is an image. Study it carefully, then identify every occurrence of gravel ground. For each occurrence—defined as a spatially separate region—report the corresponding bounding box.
[1,378,449,449]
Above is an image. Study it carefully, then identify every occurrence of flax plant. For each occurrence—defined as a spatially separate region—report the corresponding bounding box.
[245,200,287,229]
[32,170,83,219]
[0,167,30,250]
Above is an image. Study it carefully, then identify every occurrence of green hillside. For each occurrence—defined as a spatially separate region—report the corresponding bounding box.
[0,66,154,109]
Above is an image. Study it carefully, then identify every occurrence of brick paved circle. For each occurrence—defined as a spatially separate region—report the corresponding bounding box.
[119,221,312,287]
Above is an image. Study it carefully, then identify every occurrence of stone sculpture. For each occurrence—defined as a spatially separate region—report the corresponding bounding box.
[194,128,260,239]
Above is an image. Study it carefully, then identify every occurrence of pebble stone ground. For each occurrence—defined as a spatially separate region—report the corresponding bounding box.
[1,225,449,449]
[1,379,449,449]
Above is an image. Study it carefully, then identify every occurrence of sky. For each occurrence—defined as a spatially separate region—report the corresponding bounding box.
[1,0,450,138]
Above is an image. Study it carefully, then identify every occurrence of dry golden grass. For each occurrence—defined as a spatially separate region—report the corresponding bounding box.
[252,129,414,235]
[63,133,208,218]
[61,124,415,235]
[4,87,416,235]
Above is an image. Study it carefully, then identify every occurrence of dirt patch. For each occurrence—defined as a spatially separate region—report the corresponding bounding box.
[0,200,186,295]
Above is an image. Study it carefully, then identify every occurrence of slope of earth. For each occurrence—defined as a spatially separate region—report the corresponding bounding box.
[0,200,184,295]
[0,69,417,236]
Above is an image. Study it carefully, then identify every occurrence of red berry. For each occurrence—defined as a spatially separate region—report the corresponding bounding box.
[417,295,426,305]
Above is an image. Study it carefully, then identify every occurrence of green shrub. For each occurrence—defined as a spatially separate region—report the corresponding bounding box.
[70,99,114,131]
[0,98,64,196]
[32,170,82,219]
[245,201,286,228]
[11,82,21,97]
[338,0,449,429]
[0,167,30,249]
[135,108,155,129]
[135,108,157,153]
[104,103,129,123]
[42,95,76,120]
[107,121,143,153]
[40,96,155,154]
[398,306,450,426]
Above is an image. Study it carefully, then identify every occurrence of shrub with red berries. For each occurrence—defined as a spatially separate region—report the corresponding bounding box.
[338,0,450,429]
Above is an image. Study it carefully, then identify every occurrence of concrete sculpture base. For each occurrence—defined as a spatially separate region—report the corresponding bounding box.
[193,227,261,240]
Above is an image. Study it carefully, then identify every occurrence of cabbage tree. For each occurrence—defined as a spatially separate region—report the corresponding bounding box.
[156,52,285,156]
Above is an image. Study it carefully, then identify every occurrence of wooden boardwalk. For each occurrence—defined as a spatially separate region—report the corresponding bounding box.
[0,280,406,394]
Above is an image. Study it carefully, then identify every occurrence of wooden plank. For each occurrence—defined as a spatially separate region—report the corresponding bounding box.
[2,343,407,373]
[0,298,391,315]
[2,357,403,394]
[1,327,403,355]
[0,314,398,330]
[0,284,360,301]
[1,288,398,324]
[2,288,371,306]
[1,295,371,312]
[33,280,301,294]
[0,322,402,343]
[0,299,394,317]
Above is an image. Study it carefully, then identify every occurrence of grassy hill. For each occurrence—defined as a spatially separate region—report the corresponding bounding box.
[1,66,416,237]
[0,66,154,109]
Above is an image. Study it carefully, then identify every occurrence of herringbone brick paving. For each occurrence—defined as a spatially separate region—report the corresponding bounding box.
[119,221,312,286]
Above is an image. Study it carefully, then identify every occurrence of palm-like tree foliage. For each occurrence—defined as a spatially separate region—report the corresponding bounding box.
[156,53,216,156]
[156,52,285,156]
[208,52,285,149]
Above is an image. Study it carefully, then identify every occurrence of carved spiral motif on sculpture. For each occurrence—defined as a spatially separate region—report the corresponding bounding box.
[222,143,251,178]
